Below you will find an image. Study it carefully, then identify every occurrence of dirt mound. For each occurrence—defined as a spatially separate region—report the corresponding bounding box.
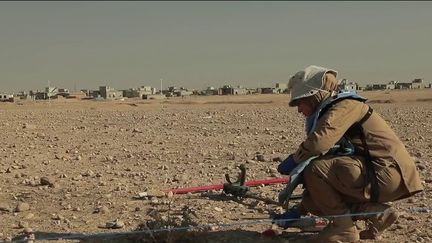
[366,99,396,104]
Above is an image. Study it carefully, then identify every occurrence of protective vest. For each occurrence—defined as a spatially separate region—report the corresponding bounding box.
[279,90,379,205]
[306,90,368,156]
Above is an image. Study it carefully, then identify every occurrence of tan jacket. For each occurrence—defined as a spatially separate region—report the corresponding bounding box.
[293,98,423,197]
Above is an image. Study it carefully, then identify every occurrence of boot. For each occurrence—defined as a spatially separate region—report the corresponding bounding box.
[357,203,399,240]
[310,217,359,243]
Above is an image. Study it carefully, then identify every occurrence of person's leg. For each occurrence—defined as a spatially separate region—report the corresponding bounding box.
[354,161,407,239]
[303,155,363,242]
[297,190,323,216]
[303,155,368,214]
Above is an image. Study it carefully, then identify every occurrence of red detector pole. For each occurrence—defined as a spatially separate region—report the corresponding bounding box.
[163,177,290,195]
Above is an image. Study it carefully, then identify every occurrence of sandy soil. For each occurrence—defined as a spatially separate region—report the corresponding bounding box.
[0,89,431,243]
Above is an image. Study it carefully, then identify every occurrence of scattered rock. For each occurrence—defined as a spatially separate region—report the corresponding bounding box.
[0,203,12,212]
[214,207,223,212]
[94,206,109,214]
[40,177,56,187]
[22,124,36,129]
[24,213,34,219]
[15,203,30,212]
[18,221,29,229]
[104,219,125,229]
[256,154,265,161]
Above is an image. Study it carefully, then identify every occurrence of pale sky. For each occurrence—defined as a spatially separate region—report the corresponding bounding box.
[1,1,431,93]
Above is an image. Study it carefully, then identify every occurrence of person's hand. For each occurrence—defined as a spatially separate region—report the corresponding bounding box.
[277,154,297,175]
[272,210,301,229]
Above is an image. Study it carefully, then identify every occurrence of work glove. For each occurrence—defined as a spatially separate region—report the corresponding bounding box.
[277,154,297,175]
[272,210,301,229]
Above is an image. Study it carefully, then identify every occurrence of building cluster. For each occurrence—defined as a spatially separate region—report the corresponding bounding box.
[1,82,289,102]
[340,78,431,91]
[1,78,430,103]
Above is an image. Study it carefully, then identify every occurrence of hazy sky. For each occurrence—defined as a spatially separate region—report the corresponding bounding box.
[1,1,431,93]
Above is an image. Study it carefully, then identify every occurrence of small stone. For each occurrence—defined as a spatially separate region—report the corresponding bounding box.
[52,214,64,220]
[137,192,148,198]
[396,224,408,229]
[72,175,83,181]
[95,206,109,214]
[82,170,94,177]
[0,203,12,212]
[23,227,33,233]
[105,219,125,229]
[416,164,426,171]
[24,213,34,219]
[214,207,223,212]
[23,124,36,129]
[40,177,56,187]
[15,203,30,212]
[256,154,265,162]
[18,221,29,228]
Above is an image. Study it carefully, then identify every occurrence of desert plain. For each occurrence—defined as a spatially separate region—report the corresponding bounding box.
[0,89,431,243]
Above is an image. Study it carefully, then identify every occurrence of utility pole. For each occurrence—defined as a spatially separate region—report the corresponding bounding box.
[160,78,163,96]
[47,80,50,103]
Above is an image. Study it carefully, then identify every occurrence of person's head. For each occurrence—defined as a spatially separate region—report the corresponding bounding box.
[288,65,340,117]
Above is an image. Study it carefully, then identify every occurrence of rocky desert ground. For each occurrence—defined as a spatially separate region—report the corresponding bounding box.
[0,89,431,243]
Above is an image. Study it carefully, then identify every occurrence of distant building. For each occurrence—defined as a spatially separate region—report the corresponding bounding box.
[15,91,31,100]
[99,86,123,99]
[174,90,193,97]
[123,86,154,98]
[57,88,70,98]
[260,87,277,94]
[395,82,412,89]
[385,81,396,90]
[275,83,288,93]
[411,79,425,89]
[339,79,358,91]
[0,94,14,102]
[372,84,387,90]
[66,91,87,99]
[163,86,193,97]
[88,90,101,98]
[247,88,259,94]
[201,87,219,96]
[220,85,247,95]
